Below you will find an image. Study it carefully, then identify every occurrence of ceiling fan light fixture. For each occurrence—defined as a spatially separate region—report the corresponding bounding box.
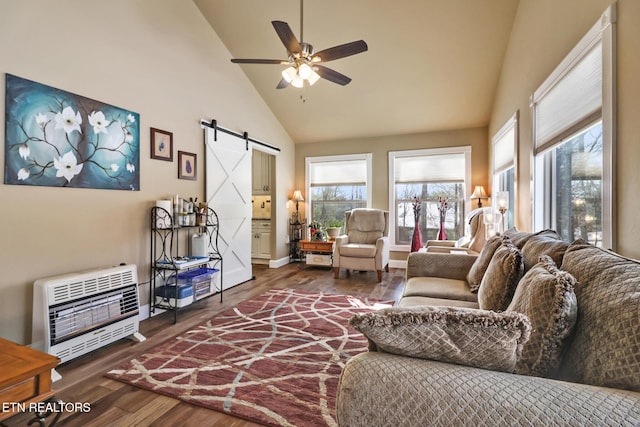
[307,69,321,85]
[291,75,304,88]
[298,63,313,79]
[282,66,297,83]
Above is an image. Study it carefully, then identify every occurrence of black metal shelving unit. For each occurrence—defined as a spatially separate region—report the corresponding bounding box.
[149,206,223,323]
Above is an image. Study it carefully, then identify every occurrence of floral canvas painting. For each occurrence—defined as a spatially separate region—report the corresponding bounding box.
[4,74,140,190]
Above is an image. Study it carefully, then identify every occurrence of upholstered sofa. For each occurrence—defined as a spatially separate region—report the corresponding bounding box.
[336,230,640,426]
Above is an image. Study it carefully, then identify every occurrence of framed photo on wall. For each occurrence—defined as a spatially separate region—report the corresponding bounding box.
[178,151,197,180]
[150,127,173,161]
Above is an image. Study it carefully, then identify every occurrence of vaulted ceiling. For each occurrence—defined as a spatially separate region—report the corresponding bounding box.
[194,0,519,144]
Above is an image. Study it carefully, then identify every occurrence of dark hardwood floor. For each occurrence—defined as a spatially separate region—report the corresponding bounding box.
[5,263,406,427]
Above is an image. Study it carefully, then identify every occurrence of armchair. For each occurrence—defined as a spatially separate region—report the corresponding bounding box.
[424,207,487,255]
[333,209,390,282]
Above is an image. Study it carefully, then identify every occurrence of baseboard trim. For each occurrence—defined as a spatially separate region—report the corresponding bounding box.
[269,256,290,269]
[389,259,407,270]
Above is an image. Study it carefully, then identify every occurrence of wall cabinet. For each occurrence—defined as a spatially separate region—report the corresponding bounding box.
[251,220,271,259]
[252,150,272,195]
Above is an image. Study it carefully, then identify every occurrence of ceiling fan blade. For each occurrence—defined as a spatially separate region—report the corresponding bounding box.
[314,65,352,86]
[276,78,290,89]
[311,40,368,63]
[272,21,301,54]
[231,59,288,64]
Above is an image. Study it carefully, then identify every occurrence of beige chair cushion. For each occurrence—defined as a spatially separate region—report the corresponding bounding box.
[559,240,640,392]
[347,209,386,244]
[397,296,479,309]
[403,277,477,302]
[350,306,531,373]
[521,232,569,271]
[477,240,524,312]
[466,235,509,292]
[339,243,377,258]
[507,255,578,377]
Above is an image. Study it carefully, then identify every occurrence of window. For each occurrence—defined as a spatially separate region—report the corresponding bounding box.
[305,154,372,226]
[492,112,518,230]
[531,5,615,249]
[389,147,472,249]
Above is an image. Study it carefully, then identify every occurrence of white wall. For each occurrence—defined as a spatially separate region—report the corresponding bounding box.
[0,0,295,344]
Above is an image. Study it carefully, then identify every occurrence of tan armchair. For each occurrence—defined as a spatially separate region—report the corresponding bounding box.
[423,208,487,255]
[333,209,390,282]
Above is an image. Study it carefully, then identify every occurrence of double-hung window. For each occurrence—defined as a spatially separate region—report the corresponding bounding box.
[305,154,372,226]
[389,147,471,250]
[531,5,615,249]
[492,112,518,230]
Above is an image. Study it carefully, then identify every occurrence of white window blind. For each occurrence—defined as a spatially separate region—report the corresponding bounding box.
[309,159,367,186]
[493,122,516,174]
[533,41,602,154]
[394,153,465,183]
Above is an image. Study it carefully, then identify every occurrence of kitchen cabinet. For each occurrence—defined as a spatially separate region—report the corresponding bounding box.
[252,150,272,195]
[252,220,271,259]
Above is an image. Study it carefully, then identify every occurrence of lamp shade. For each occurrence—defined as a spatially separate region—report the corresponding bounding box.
[496,191,509,210]
[292,190,304,202]
[471,185,488,199]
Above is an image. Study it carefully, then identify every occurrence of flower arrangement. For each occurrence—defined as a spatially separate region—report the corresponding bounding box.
[309,221,327,241]
[438,197,452,222]
[412,196,421,222]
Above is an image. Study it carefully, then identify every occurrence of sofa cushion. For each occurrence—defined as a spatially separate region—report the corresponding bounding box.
[403,277,477,302]
[506,255,578,377]
[466,235,507,292]
[350,306,531,373]
[521,233,569,271]
[559,240,640,392]
[339,243,377,258]
[477,240,524,312]
[397,296,479,309]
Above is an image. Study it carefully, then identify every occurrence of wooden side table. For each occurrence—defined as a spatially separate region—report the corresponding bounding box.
[299,239,335,268]
[0,337,60,423]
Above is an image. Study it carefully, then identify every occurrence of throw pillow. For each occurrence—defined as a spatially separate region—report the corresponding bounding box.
[350,306,531,373]
[466,235,508,292]
[506,255,578,377]
[521,233,569,272]
[477,240,524,311]
[559,240,640,392]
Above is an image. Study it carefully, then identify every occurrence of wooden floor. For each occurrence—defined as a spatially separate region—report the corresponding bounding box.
[5,263,406,427]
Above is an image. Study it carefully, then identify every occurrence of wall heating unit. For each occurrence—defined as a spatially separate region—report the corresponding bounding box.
[32,264,146,380]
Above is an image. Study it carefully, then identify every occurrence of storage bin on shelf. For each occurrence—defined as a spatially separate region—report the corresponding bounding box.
[155,267,219,308]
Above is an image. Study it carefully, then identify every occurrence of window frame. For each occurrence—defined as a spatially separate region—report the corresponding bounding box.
[388,146,472,252]
[304,153,372,225]
[531,4,616,249]
[492,111,518,230]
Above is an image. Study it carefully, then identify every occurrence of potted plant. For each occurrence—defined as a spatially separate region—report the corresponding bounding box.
[325,219,344,240]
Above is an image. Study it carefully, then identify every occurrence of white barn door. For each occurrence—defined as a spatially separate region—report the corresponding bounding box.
[205,128,253,288]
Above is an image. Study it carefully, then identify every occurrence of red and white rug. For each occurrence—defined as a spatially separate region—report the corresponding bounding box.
[106,288,393,426]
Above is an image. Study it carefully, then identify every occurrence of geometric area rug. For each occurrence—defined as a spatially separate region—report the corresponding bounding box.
[106,288,394,426]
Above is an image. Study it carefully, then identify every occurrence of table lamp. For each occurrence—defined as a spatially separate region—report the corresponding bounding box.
[471,185,489,208]
[292,190,304,223]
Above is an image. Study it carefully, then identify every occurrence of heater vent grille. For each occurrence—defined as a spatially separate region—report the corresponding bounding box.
[48,269,136,306]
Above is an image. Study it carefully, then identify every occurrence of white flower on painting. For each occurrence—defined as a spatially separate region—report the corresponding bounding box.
[19,143,30,160]
[17,168,29,181]
[127,113,135,123]
[88,111,110,134]
[54,106,82,135]
[126,163,135,173]
[35,113,48,127]
[110,164,119,172]
[53,152,83,183]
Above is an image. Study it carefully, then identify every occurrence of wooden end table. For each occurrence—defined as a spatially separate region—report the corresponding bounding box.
[0,337,60,424]
[299,239,335,268]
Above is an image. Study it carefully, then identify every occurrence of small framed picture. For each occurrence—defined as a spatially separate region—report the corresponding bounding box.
[150,128,173,161]
[178,151,197,180]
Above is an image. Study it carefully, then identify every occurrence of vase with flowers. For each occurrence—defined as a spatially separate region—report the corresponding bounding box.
[437,197,451,240]
[410,196,422,252]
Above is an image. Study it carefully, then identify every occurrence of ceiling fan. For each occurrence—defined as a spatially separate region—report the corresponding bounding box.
[230,0,368,89]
